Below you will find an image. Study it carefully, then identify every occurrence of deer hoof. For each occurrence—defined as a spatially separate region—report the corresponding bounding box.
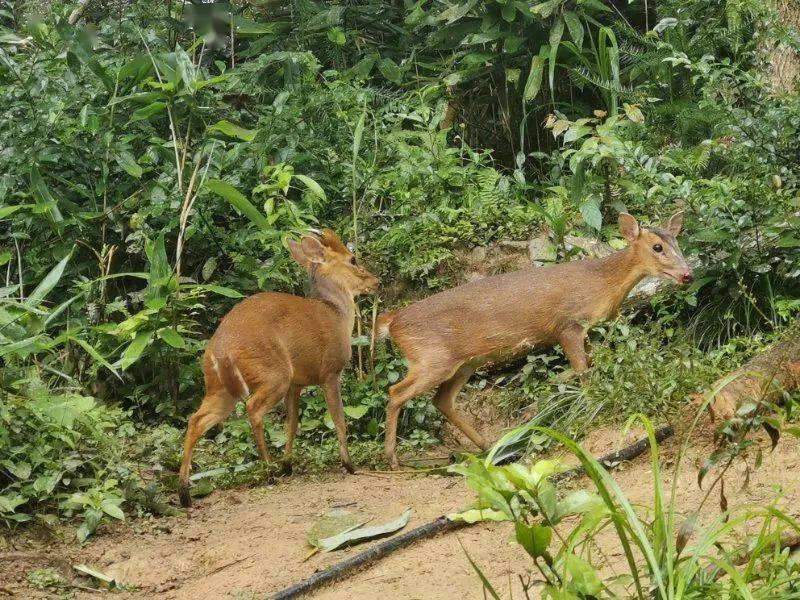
[178,485,192,508]
[342,461,355,474]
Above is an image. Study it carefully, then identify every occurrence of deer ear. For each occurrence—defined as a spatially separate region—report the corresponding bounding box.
[287,239,310,268]
[300,235,326,264]
[666,210,684,236]
[618,213,640,242]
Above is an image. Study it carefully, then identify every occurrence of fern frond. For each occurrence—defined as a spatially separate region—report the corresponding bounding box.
[567,67,637,96]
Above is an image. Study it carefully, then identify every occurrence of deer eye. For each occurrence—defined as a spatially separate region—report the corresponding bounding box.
[652,244,663,253]
[349,256,357,265]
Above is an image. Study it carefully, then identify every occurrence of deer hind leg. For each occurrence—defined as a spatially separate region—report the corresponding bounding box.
[385,364,452,470]
[321,377,355,473]
[246,376,291,464]
[432,366,488,451]
[179,391,237,507]
[281,385,303,474]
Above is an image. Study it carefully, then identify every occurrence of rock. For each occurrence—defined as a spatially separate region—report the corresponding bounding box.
[564,235,613,258]
[527,234,557,265]
[468,246,487,262]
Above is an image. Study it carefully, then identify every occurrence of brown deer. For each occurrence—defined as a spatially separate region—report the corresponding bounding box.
[178,229,379,506]
[376,212,692,469]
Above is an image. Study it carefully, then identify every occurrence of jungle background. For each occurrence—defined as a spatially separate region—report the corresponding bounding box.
[1,0,800,596]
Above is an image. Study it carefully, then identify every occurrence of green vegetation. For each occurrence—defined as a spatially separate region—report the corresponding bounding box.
[453,409,800,598]
[1,0,798,577]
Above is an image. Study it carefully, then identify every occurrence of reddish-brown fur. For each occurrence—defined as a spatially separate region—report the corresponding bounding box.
[378,212,692,469]
[178,230,379,506]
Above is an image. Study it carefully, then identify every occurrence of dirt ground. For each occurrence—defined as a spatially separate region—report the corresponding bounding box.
[2,421,799,600]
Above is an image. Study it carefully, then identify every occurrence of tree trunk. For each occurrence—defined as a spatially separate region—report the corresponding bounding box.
[701,321,800,421]
[768,0,800,91]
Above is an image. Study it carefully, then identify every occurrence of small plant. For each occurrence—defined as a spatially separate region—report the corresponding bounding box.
[26,567,66,591]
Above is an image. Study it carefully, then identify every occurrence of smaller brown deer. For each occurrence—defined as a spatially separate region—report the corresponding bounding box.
[376,212,692,469]
[178,230,379,506]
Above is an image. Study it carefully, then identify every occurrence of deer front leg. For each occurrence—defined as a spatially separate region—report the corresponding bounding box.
[558,323,590,384]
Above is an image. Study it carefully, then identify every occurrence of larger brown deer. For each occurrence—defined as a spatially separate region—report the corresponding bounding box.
[178,230,379,506]
[377,212,692,469]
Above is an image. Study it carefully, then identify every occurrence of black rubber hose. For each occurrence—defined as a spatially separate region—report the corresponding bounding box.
[269,424,674,600]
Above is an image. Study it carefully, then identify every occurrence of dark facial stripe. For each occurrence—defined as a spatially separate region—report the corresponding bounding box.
[649,227,679,252]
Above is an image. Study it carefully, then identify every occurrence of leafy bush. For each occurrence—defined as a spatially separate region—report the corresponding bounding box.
[0,390,136,540]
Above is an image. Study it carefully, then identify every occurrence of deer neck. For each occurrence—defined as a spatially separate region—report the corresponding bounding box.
[309,271,356,332]
[595,247,649,314]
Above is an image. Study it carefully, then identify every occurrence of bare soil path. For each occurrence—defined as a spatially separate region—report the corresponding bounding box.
[3,425,799,599]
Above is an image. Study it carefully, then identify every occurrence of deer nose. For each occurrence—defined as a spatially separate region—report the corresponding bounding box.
[681,271,694,284]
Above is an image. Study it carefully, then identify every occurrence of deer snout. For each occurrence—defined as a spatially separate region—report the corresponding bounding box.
[680,270,694,284]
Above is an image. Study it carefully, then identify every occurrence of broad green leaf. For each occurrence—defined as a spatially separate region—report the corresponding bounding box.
[26,251,72,308]
[523,53,546,101]
[578,0,612,12]
[0,494,27,514]
[293,174,327,200]
[199,284,244,298]
[2,461,31,480]
[343,405,369,419]
[120,330,154,370]
[564,554,602,596]
[318,508,412,551]
[31,394,94,428]
[100,499,125,520]
[72,564,118,586]
[564,11,583,48]
[580,196,602,231]
[378,58,402,84]
[115,151,143,178]
[207,119,257,142]
[233,16,282,35]
[0,335,44,358]
[308,510,363,549]
[174,46,195,89]
[0,204,32,219]
[438,0,479,24]
[327,27,346,45]
[447,508,510,523]
[29,165,63,222]
[205,179,268,229]
[33,472,61,494]
[515,522,551,559]
[548,19,564,95]
[130,101,166,122]
[348,55,376,80]
[158,328,186,349]
[70,336,121,380]
[563,124,592,142]
[530,0,560,18]
[144,234,173,310]
[623,103,645,124]
[776,235,800,248]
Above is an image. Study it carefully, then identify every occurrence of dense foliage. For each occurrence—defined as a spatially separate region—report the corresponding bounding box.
[1,0,798,554]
